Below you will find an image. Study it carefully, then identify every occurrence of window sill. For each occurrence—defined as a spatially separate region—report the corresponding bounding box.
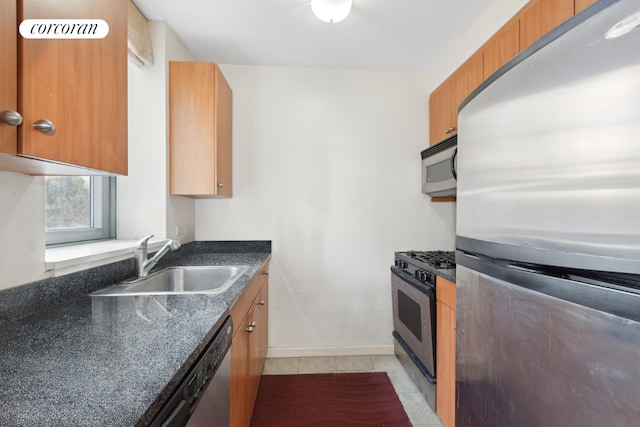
[45,239,167,277]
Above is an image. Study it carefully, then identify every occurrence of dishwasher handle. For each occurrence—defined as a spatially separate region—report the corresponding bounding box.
[158,399,189,427]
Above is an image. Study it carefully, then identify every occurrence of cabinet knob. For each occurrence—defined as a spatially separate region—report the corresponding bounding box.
[33,119,56,135]
[0,110,23,127]
[258,300,265,306]
[249,321,257,327]
[246,325,255,333]
[263,270,269,275]
[444,127,455,134]
[217,183,224,188]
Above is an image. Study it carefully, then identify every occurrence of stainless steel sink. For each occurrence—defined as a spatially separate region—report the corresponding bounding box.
[89,265,249,296]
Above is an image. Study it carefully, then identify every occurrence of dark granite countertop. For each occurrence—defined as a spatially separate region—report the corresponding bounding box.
[0,241,271,427]
[433,267,456,284]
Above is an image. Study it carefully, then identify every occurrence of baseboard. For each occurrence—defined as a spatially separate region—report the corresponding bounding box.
[266,345,394,358]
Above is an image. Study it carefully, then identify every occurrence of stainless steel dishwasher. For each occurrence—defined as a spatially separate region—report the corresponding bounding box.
[150,315,233,427]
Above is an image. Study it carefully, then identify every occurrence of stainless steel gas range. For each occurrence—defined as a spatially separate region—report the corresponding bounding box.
[391,250,455,411]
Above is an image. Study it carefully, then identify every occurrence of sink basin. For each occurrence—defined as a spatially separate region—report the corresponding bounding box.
[90,265,249,296]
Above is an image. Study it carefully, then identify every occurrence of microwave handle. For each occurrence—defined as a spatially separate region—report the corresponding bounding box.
[450,148,458,180]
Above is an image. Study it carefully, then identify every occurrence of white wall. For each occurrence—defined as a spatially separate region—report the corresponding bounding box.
[0,172,46,289]
[194,0,529,356]
[195,65,456,356]
[119,21,195,243]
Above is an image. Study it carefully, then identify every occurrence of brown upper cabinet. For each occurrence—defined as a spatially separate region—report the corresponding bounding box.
[0,1,18,155]
[518,0,575,51]
[451,51,484,127]
[482,18,520,80]
[428,0,592,201]
[429,51,483,146]
[0,0,128,175]
[428,79,453,146]
[169,61,233,198]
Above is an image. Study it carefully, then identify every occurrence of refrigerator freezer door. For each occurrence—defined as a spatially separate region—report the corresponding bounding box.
[456,0,640,269]
[456,263,640,427]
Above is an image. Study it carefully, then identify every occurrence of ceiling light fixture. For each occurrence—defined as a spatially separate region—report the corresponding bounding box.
[311,0,353,24]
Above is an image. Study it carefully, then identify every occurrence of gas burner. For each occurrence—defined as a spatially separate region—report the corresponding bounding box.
[401,250,456,269]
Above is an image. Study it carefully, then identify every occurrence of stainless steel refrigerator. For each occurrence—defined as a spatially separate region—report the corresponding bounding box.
[455,0,640,425]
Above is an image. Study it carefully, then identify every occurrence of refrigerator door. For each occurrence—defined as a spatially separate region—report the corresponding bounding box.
[456,257,640,427]
[456,0,640,272]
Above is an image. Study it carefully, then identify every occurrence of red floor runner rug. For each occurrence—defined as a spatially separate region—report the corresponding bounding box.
[249,372,412,427]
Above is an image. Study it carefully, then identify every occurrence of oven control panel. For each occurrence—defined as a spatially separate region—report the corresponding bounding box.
[394,258,436,286]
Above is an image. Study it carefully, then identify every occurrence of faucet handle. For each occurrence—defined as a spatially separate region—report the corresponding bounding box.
[135,235,154,249]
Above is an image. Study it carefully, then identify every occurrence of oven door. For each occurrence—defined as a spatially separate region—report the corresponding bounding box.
[391,267,436,377]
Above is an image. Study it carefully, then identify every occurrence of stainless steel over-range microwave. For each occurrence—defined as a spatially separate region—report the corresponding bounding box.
[421,135,457,197]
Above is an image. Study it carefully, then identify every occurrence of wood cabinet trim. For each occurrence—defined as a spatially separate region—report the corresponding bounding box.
[436,277,456,309]
[0,1,18,154]
[436,276,456,427]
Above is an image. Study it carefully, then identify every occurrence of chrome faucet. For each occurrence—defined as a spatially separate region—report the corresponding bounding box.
[134,235,181,278]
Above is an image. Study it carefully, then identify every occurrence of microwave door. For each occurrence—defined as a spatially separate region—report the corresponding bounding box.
[422,146,457,195]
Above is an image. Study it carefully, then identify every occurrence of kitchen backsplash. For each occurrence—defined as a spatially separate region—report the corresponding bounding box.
[0,240,271,326]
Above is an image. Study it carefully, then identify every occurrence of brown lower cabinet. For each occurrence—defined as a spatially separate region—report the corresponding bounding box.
[230,261,270,427]
[436,277,456,427]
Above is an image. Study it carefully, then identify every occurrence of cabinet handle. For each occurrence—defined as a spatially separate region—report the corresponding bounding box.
[33,119,56,135]
[0,110,23,126]
[444,127,455,134]
[217,183,224,188]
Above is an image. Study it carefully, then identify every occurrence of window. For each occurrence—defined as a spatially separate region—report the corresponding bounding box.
[45,176,116,246]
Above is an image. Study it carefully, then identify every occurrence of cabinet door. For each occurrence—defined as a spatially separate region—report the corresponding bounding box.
[214,65,233,197]
[231,310,251,427]
[253,285,269,381]
[246,301,261,416]
[428,79,453,146]
[169,62,233,197]
[519,0,574,51]
[436,277,456,427]
[483,18,520,80]
[451,51,484,129]
[575,0,597,14]
[19,0,128,174]
[0,1,18,153]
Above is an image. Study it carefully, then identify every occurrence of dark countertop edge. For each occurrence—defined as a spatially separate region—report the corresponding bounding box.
[136,311,230,427]
[434,268,456,284]
[0,240,271,325]
[137,254,272,427]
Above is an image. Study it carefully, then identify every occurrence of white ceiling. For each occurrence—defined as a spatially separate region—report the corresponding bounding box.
[132,0,497,73]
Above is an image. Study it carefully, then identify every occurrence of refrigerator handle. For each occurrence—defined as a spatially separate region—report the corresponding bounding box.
[450,148,458,180]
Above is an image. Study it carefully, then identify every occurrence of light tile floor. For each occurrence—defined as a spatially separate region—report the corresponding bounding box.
[262,355,444,427]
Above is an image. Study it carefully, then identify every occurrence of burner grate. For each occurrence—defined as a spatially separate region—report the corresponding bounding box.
[406,250,456,269]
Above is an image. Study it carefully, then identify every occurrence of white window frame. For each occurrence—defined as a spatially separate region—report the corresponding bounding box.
[45,176,116,246]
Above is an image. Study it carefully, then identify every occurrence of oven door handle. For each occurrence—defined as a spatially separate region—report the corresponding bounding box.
[391,266,435,293]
